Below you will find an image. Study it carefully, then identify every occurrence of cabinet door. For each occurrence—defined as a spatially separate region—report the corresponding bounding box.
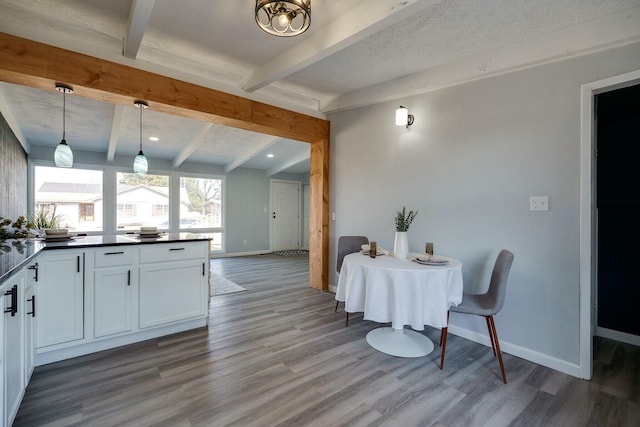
[94,266,133,338]
[139,260,207,329]
[3,272,25,427]
[36,251,84,348]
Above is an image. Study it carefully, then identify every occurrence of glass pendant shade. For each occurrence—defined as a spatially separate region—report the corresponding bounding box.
[54,140,73,168]
[255,0,311,37]
[134,151,148,175]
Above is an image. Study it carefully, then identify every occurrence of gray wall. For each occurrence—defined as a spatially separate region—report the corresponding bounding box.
[0,113,27,219]
[328,42,640,369]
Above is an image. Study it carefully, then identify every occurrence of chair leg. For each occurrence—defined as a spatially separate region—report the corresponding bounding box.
[440,311,450,370]
[335,301,339,312]
[345,312,350,327]
[485,316,497,357]
[486,315,507,384]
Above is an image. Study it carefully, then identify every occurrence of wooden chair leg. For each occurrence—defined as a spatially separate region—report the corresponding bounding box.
[485,316,497,357]
[487,315,507,384]
[335,301,339,312]
[440,311,450,370]
[345,312,350,327]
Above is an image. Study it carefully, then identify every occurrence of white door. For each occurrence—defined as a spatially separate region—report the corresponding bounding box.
[272,181,300,251]
[302,184,310,250]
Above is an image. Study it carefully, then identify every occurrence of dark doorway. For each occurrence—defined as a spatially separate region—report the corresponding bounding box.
[596,83,640,337]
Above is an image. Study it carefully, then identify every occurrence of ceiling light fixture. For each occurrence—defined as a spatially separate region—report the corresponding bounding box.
[255,0,311,37]
[395,106,414,128]
[149,136,159,142]
[133,101,148,176]
[267,153,275,158]
[54,84,74,168]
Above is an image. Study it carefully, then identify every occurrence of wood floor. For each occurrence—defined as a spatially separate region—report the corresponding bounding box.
[15,254,640,426]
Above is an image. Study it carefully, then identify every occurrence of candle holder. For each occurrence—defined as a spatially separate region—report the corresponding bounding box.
[369,241,377,258]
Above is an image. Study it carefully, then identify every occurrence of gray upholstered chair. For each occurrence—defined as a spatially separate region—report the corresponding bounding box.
[335,235,368,326]
[439,249,514,384]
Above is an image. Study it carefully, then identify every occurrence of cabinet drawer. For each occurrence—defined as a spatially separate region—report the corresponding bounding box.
[94,247,133,267]
[139,242,205,264]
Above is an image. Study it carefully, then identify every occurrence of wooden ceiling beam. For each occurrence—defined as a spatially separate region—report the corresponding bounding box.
[0,32,329,143]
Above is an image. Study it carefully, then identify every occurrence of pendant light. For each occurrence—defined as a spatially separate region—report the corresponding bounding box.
[54,85,74,168]
[133,101,148,176]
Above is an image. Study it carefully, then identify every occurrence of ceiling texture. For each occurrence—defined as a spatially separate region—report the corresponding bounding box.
[0,0,639,174]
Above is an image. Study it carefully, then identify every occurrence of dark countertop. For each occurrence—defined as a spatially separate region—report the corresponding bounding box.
[0,233,210,285]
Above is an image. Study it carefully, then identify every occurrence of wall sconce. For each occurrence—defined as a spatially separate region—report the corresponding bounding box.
[395,106,414,128]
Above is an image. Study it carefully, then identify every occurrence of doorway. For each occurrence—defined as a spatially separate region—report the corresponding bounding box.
[579,69,640,380]
[595,83,640,345]
[271,180,301,251]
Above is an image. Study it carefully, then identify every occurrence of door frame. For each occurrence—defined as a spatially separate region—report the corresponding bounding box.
[270,179,302,252]
[579,69,640,380]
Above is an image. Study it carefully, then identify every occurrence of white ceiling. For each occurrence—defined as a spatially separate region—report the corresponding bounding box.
[1,0,639,173]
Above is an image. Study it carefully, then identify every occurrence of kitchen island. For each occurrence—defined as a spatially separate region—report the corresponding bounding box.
[1,233,211,425]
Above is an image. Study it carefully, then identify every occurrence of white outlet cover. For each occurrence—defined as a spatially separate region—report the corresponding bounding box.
[530,196,549,211]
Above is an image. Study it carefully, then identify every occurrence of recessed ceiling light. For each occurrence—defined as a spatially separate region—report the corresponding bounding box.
[267,153,274,158]
[149,136,159,142]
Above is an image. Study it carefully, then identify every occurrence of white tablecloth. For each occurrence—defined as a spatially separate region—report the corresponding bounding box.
[336,253,463,330]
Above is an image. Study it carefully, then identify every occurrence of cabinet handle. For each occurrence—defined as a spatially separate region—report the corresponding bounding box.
[127,270,131,286]
[169,248,185,251]
[27,295,36,317]
[28,262,39,282]
[202,263,205,276]
[104,251,124,255]
[77,255,81,273]
[4,285,18,317]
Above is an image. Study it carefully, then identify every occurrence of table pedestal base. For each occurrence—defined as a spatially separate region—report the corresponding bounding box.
[366,327,434,357]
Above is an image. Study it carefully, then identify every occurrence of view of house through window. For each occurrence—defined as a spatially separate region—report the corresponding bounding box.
[33,167,222,249]
[116,172,169,230]
[34,166,104,232]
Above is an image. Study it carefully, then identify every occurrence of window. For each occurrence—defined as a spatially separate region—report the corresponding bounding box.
[152,204,169,217]
[34,166,103,232]
[79,203,95,221]
[116,172,169,230]
[117,204,136,218]
[179,177,222,229]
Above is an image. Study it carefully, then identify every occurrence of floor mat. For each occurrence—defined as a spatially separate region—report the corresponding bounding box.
[272,249,309,257]
[210,273,246,296]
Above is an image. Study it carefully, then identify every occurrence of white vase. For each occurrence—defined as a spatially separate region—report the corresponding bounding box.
[393,231,409,259]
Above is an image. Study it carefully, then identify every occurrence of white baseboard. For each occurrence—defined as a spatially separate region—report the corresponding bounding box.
[447,325,582,378]
[596,327,640,346]
[328,284,337,293]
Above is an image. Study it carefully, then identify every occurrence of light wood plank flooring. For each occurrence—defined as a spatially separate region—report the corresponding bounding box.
[15,254,640,426]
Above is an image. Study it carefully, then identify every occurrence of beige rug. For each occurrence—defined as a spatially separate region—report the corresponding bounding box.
[210,274,246,296]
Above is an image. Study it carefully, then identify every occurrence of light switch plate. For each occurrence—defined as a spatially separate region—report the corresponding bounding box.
[530,196,549,211]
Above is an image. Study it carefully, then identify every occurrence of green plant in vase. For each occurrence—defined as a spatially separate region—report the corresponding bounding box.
[394,206,418,232]
[393,206,418,259]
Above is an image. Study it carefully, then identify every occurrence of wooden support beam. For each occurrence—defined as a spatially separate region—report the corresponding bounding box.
[0,32,330,291]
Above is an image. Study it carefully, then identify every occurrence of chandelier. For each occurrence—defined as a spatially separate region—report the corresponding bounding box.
[255,1,311,37]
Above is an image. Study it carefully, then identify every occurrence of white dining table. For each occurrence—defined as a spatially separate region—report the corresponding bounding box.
[336,252,463,357]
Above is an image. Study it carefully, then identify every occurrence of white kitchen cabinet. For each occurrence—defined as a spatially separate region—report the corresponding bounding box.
[3,270,25,427]
[36,250,84,348]
[93,247,135,338]
[94,266,134,338]
[139,258,207,329]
